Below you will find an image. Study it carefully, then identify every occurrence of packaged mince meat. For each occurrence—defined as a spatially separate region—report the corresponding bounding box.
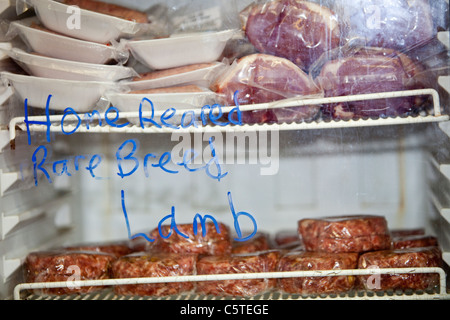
[298,215,392,253]
[277,251,359,295]
[111,252,197,296]
[392,234,439,250]
[357,247,442,292]
[149,221,232,256]
[196,250,280,297]
[64,240,136,258]
[231,231,271,254]
[24,250,116,295]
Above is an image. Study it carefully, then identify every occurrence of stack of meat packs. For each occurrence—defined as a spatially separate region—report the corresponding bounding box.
[213,0,438,124]
[23,214,442,297]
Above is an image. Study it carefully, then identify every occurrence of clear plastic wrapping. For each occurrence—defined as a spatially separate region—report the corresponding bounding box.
[213,53,322,124]
[357,247,443,291]
[24,250,116,295]
[111,252,197,296]
[277,251,359,294]
[5,47,137,82]
[392,235,439,250]
[16,0,157,44]
[149,222,233,256]
[311,46,432,119]
[298,215,392,253]
[196,250,281,297]
[64,240,136,258]
[331,0,443,51]
[231,231,271,254]
[242,0,342,71]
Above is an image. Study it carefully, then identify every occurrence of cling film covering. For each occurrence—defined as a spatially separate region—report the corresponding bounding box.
[3,0,448,120]
[111,252,198,296]
[149,222,233,256]
[22,216,444,296]
[196,250,281,297]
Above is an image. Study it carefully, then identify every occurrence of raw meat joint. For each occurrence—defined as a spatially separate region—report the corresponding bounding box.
[213,53,322,124]
[312,47,429,120]
[335,0,435,51]
[244,0,341,71]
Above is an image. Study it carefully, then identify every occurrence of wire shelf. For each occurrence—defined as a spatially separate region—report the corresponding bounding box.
[14,267,450,300]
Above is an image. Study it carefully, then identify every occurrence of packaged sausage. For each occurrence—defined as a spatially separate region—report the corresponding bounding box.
[196,250,280,297]
[24,250,116,295]
[357,247,442,292]
[149,221,232,256]
[111,252,197,296]
[298,215,392,253]
[277,251,359,295]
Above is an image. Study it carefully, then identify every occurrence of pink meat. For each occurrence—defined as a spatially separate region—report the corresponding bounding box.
[244,0,341,71]
[213,53,321,124]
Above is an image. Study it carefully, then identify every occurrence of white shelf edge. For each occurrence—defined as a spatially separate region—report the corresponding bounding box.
[13,267,448,300]
[8,88,447,141]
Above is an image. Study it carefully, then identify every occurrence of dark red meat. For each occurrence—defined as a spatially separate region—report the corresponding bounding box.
[314,47,427,120]
[65,240,135,258]
[357,247,442,291]
[244,0,341,70]
[232,232,271,254]
[298,215,391,253]
[392,235,439,250]
[277,251,359,294]
[111,252,197,296]
[24,250,116,295]
[149,222,232,256]
[213,53,321,124]
[196,250,280,296]
[390,228,426,237]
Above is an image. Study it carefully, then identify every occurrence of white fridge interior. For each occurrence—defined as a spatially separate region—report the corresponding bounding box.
[0,0,449,300]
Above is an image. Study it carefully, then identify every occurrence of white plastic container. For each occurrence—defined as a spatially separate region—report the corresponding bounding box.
[125,29,237,70]
[7,48,137,82]
[10,17,124,64]
[1,72,117,111]
[124,62,227,91]
[28,0,149,43]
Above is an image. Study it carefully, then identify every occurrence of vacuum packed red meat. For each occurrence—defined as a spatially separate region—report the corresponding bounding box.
[357,246,442,291]
[149,221,232,256]
[24,250,116,295]
[111,252,197,296]
[196,250,280,296]
[298,215,391,253]
[392,235,439,250]
[277,251,359,294]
